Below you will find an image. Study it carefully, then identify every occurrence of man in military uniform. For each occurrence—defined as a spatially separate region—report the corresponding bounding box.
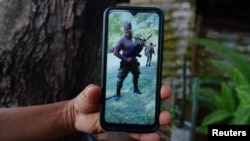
[113,22,144,101]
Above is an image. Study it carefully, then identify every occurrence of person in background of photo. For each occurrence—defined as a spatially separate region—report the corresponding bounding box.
[145,42,155,67]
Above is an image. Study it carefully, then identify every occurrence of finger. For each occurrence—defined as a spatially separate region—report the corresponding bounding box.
[128,132,160,141]
[160,84,172,101]
[159,111,171,126]
[74,84,102,113]
[83,84,102,104]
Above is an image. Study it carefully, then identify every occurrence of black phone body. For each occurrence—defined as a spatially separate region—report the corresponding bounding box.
[101,6,164,133]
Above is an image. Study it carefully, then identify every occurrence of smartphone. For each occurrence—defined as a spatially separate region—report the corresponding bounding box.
[100,6,164,133]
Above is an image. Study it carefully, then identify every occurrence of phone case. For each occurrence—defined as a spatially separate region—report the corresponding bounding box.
[100,6,164,133]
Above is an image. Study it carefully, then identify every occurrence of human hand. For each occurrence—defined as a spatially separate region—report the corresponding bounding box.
[67,84,172,140]
[68,84,103,133]
[139,41,145,47]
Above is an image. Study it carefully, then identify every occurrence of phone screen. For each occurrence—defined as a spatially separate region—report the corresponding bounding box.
[101,6,164,132]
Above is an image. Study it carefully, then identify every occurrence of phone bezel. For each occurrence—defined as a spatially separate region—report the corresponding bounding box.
[100,6,164,133]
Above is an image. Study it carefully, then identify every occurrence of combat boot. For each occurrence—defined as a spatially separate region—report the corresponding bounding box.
[114,88,121,101]
[133,77,142,94]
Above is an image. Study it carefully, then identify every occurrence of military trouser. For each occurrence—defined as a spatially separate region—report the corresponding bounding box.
[146,53,153,66]
[116,60,140,95]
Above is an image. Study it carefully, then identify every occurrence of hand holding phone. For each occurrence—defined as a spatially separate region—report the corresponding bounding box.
[101,6,164,133]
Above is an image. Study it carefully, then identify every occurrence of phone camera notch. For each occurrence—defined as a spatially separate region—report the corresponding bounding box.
[130,11,137,16]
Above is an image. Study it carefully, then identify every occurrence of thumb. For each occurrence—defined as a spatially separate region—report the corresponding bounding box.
[74,84,102,113]
[82,84,102,104]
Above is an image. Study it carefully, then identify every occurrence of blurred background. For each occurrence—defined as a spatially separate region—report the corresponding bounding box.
[0,0,249,141]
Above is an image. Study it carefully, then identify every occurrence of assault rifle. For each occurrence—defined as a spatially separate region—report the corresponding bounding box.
[123,34,152,58]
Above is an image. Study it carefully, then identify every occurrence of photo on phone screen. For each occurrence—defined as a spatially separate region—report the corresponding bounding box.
[101,6,164,132]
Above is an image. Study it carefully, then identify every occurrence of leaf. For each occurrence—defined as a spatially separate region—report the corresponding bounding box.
[195,126,208,135]
[201,76,223,86]
[217,83,237,112]
[199,88,218,110]
[231,104,250,124]
[235,85,250,105]
[213,94,224,110]
[211,60,247,85]
[201,110,232,126]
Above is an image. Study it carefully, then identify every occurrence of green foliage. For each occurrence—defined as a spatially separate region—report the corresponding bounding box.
[189,38,250,135]
[170,105,181,126]
[211,60,248,85]
[189,38,250,83]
